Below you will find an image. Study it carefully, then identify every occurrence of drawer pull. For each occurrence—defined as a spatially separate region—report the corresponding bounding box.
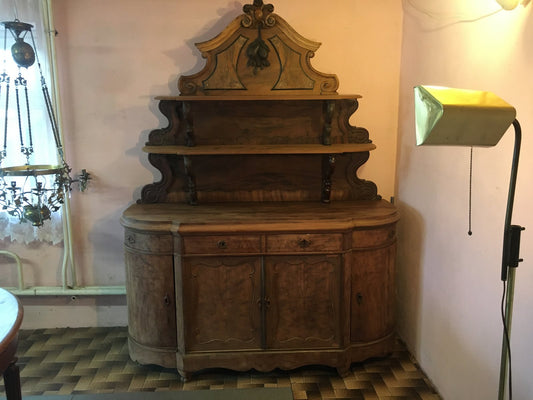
[257,298,271,309]
[217,240,228,249]
[298,238,312,248]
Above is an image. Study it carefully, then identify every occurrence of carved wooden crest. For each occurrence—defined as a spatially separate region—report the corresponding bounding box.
[178,1,339,96]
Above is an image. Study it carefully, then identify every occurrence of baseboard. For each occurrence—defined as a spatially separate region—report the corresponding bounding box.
[17,295,128,329]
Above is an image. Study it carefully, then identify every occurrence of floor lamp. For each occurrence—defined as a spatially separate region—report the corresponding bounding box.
[413,85,524,400]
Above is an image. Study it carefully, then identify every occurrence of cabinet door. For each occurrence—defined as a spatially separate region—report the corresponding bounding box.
[181,256,262,352]
[350,243,396,342]
[125,251,177,349]
[265,255,341,349]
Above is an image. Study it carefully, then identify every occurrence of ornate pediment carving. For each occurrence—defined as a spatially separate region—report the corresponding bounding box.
[178,1,339,96]
[242,0,276,28]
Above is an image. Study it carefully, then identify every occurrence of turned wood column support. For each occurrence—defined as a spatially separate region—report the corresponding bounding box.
[321,154,336,203]
[183,155,198,205]
[322,100,335,145]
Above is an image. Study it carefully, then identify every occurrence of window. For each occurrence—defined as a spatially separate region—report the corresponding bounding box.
[0,0,63,244]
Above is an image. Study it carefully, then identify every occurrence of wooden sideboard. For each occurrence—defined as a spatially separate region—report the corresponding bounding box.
[122,0,398,380]
[122,201,398,379]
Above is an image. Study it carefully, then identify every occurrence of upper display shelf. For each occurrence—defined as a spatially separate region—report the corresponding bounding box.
[140,1,379,205]
[177,0,341,96]
[143,143,376,156]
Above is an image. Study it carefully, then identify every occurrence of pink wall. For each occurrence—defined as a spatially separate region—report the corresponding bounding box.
[397,1,533,398]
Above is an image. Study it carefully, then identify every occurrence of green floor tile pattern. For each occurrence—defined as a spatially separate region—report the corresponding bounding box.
[0,327,442,399]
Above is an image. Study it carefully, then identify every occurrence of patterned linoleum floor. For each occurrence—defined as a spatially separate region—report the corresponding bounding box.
[1,327,441,400]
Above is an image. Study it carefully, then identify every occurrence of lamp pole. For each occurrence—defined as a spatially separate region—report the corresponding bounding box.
[498,119,524,400]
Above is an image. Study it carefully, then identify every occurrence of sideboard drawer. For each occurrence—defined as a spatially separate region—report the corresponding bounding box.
[182,235,262,255]
[124,229,173,253]
[352,225,396,248]
[266,233,343,253]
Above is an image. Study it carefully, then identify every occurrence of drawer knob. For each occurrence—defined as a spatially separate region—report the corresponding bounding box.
[256,298,271,309]
[164,294,171,306]
[127,235,136,244]
[298,238,312,248]
[217,240,228,249]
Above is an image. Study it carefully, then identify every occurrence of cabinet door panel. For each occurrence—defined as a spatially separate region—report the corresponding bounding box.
[265,255,341,349]
[351,243,396,342]
[125,251,177,348]
[182,256,262,351]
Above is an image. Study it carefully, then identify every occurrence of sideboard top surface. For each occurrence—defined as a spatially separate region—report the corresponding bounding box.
[121,200,399,233]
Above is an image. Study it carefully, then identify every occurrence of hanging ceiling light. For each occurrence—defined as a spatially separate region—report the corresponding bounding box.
[0,19,89,227]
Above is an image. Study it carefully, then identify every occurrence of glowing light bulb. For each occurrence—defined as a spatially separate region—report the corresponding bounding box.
[496,0,520,10]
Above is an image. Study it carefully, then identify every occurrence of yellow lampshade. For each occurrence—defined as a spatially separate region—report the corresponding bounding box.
[414,85,516,147]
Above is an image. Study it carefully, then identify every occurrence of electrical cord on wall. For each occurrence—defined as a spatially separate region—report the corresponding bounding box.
[403,0,503,31]
[501,280,513,400]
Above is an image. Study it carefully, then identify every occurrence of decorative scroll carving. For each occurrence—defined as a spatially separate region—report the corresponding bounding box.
[242,0,276,28]
[139,153,173,203]
[345,153,381,200]
[246,27,270,74]
[178,1,338,95]
[147,101,180,145]
[337,99,370,144]
[242,1,275,73]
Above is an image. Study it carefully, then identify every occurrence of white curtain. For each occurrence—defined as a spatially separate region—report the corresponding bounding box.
[0,0,63,244]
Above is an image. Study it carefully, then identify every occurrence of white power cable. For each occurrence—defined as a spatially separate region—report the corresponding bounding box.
[403,0,503,31]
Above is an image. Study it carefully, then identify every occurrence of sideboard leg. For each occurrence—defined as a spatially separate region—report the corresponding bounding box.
[178,369,192,382]
[336,363,352,378]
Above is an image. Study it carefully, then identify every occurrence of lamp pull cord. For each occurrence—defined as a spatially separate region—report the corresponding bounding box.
[468,146,473,236]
